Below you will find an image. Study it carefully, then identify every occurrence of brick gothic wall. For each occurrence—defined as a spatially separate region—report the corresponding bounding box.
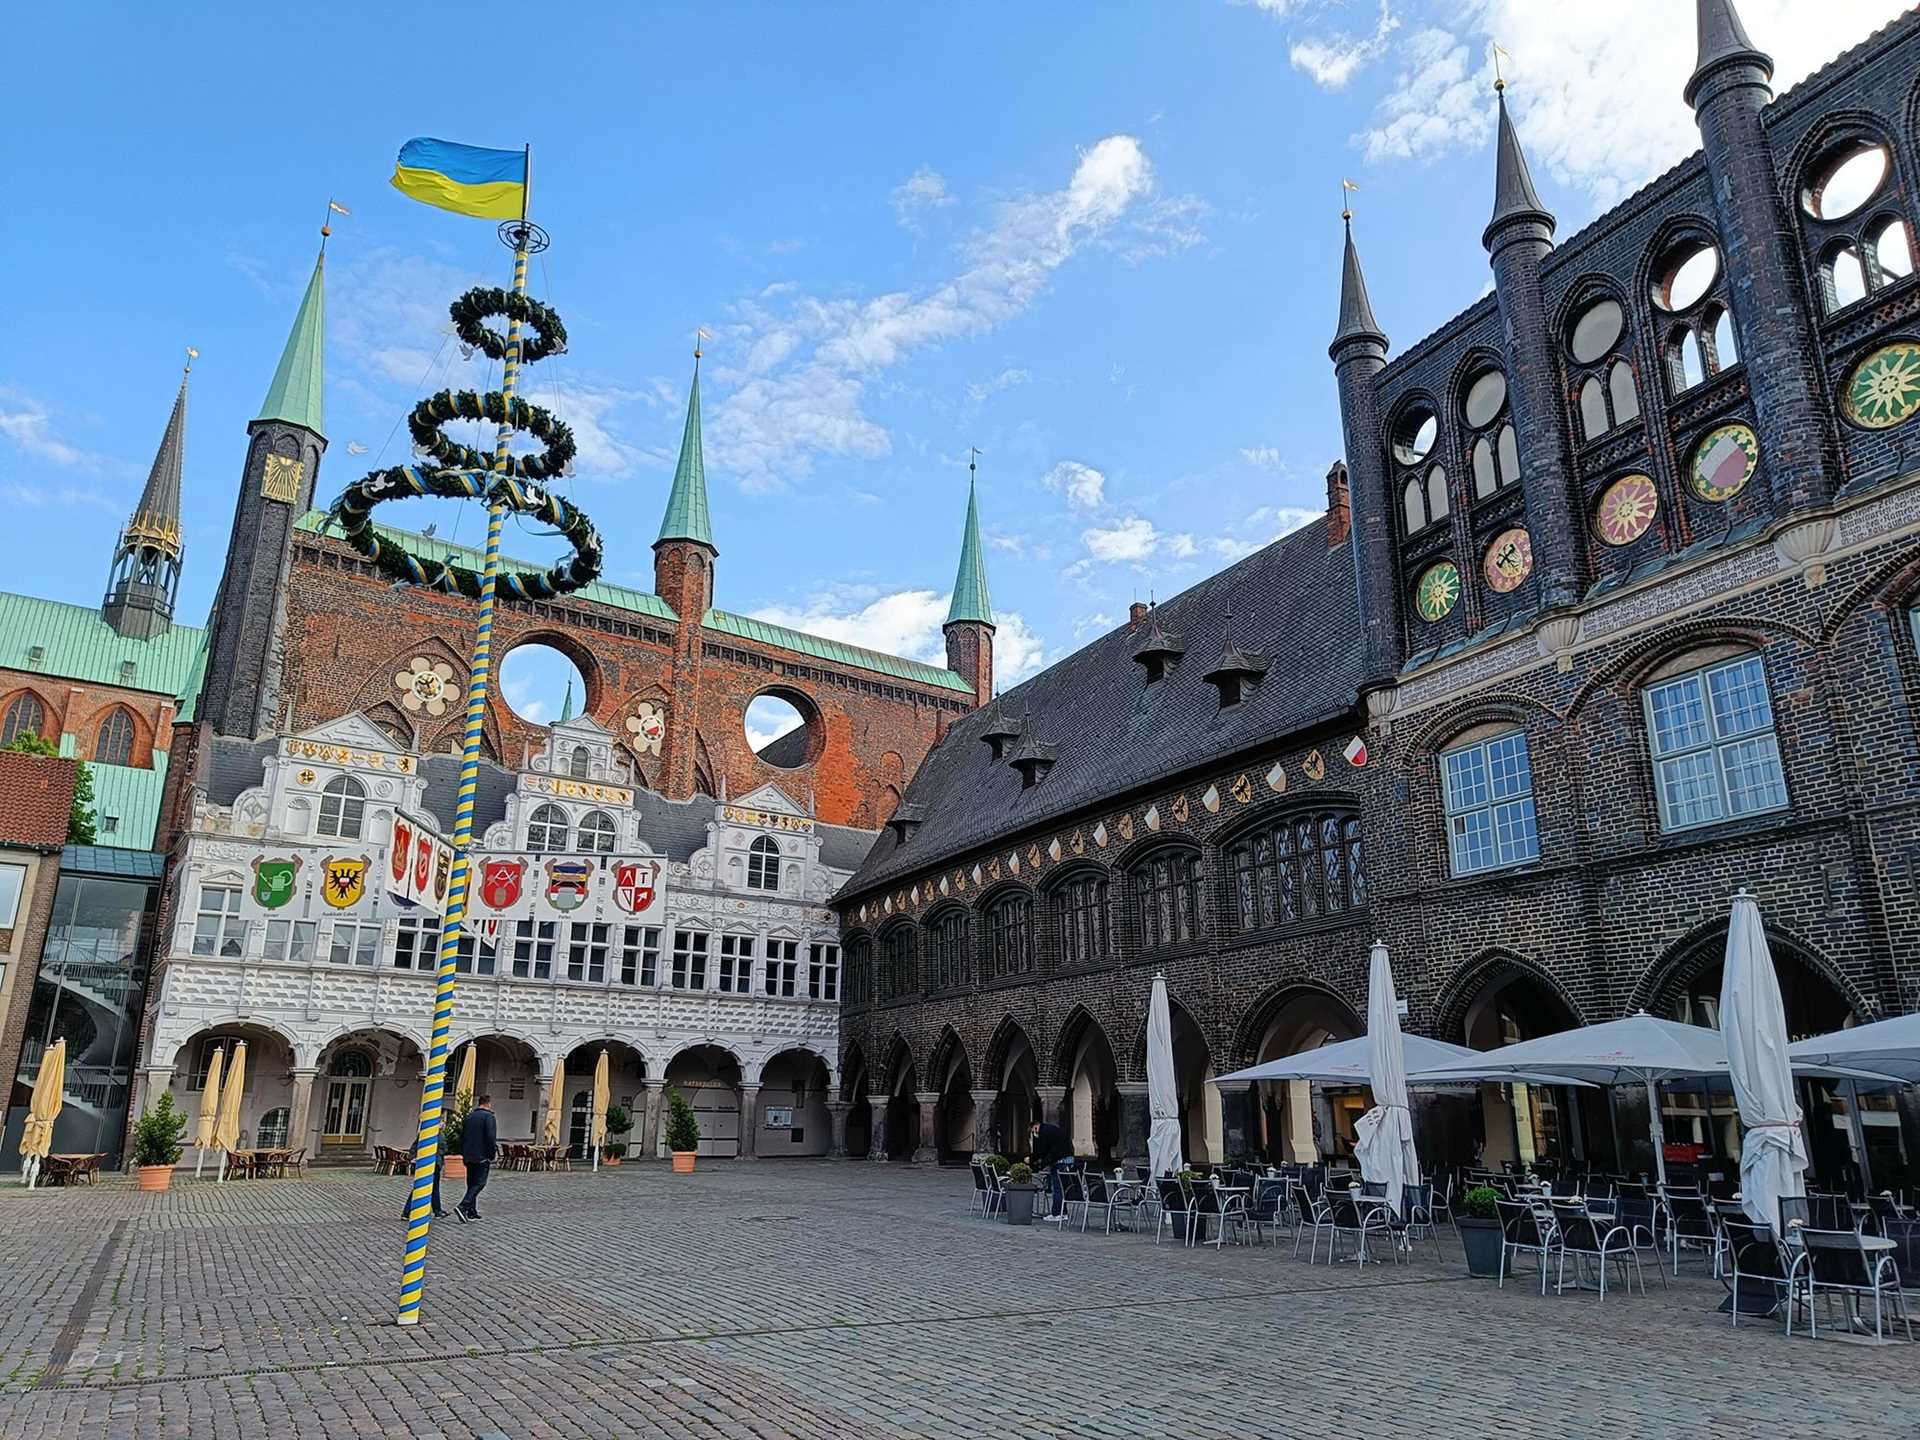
[0,669,174,770]
[277,532,966,830]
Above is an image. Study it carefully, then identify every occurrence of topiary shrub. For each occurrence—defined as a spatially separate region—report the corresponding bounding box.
[664,1087,700,1153]
[132,1091,187,1168]
[1007,1162,1034,1186]
[1461,1185,1501,1220]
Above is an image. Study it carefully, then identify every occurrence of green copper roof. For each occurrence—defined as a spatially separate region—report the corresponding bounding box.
[293,511,680,621]
[558,677,574,724]
[0,591,203,696]
[256,251,326,438]
[88,754,169,850]
[945,476,994,627]
[655,362,713,549]
[703,610,972,695]
[173,624,211,724]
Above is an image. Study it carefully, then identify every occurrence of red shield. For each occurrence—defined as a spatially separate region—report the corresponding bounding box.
[613,860,660,916]
[390,819,412,885]
[414,833,433,893]
[479,858,525,912]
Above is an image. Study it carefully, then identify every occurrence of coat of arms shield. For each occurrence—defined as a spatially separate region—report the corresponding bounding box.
[322,856,370,909]
[252,855,301,909]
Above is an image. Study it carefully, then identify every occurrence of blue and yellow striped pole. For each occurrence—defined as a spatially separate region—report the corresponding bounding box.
[397,240,531,1327]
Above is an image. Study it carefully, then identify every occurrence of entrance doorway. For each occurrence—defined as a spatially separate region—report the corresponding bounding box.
[322,1050,372,1144]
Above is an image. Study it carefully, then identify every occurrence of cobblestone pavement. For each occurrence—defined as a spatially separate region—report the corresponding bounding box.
[0,1162,1913,1438]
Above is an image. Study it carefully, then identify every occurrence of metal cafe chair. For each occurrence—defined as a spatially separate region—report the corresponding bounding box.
[1786,1228,1915,1343]
[1496,1198,1560,1296]
[1548,1199,1647,1300]
[1154,1177,1196,1246]
[1246,1175,1292,1245]
[1192,1179,1251,1250]
[1661,1189,1724,1278]
[1291,1180,1330,1262]
[1719,1216,1789,1329]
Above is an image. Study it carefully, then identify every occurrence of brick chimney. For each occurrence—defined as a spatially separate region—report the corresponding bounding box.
[1128,601,1150,628]
[1325,461,1351,547]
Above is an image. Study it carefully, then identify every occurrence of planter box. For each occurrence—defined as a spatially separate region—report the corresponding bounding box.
[671,1150,696,1174]
[137,1165,173,1193]
[1459,1216,1503,1277]
[1003,1183,1038,1226]
[443,1156,468,1181]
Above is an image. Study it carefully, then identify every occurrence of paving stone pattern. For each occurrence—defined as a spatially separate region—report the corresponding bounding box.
[0,1163,1912,1438]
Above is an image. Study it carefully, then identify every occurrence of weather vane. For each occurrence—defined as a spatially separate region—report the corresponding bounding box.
[1492,41,1512,92]
[184,345,198,375]
[695,326,712,361]
[321,198,350,248]
[969,445,982,481]
[1341,177,1359,222]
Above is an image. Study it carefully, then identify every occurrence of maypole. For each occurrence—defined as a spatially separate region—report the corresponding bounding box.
[333,139,601,1327]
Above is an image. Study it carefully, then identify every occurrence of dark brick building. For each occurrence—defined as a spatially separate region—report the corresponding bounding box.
[834,1,1920,1189]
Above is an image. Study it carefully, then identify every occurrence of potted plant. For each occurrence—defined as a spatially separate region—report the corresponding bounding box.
[441,1092,471,1181]
[603,1103,632,1166]
[665,1087,700,1173]
[1458,1185,1504,1277]
[132,1091,187,1192]
[1002,1161,1038,1225]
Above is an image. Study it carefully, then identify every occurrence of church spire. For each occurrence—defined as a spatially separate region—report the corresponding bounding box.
[1484,84,1555,251]
[945,456,994,627]
[256,250,326,439]
[558,676,574,725]
[102,353,191,639]
[1686,0,1772,106]
[655,346,714,551]
[1331,215,1387,352]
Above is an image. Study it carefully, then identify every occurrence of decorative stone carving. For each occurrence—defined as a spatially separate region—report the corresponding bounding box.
[396,657,455,716]
[625,702,666,756]
[1535,614,1582,674]
[1773,516,1839,588]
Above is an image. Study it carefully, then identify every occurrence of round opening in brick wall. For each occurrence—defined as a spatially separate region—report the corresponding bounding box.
[498,641,591,732]
[746,688,818,769]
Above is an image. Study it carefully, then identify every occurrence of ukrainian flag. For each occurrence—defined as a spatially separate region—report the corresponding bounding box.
[391,138,527,220]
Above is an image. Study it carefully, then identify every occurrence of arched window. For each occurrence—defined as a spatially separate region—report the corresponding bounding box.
[984,893,1033,980]
[93,708,135,766]
[844,935,873,1003]
[1652,240,1737,394]
[1567,298,1642,443]
[1051,871,1109,969]
[1390,406,1441,535]
[1461,368,1518,500]
[1425,466,1450,525]
[316,775,366,838]
[1226,810,1365,933]
[878,925,916,1000]
[1,694,46,746]
[746,835,781,891]
[1643,651,1787,833]
[256,1106,290,1148]
[566,745,590,778]
[1130,848,1200,951]
[1441,728,1541,876]
[526,803,570,853]
[329,1049,371,1077]
[1402,464,1448,536]
[927,909,970,991]
[577,810,616,853]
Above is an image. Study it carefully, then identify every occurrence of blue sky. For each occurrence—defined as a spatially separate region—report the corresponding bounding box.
[3,1,1903,735]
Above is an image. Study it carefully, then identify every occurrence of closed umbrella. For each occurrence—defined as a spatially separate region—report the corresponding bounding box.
[453,1043,477,1106]
[215,1041,247,1183]
[541,1066,565,1148]
[1145,973,1182,1178]
[20,1038,66,1190]
[194,1045,225,1180]
[1353,942,1420,1218]
[590,1048,610,1170]
[1720,891,1807,1230]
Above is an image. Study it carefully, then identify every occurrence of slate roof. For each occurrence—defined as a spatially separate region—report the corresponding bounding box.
[0,751,75,850]
[754,724,812,770]
[843,515,1364,899]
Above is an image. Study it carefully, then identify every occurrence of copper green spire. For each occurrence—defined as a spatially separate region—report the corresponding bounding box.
[655,349,714,550]
[558,676,574,724]
[945,457,994,628]
[256,250,327,439]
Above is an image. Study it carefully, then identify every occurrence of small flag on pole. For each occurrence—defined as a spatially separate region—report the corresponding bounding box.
[1342,179,1360,192]
[328,200,351,216]
[391,138,528,220]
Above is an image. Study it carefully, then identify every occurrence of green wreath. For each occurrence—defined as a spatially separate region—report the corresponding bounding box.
[450,286,567,364]
[408,388,576,482]
[328,465,604,602]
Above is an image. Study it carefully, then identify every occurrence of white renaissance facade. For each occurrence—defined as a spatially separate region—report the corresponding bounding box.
[139,713,858,1162]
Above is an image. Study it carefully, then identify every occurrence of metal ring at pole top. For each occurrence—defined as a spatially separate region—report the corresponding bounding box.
[498,220,551,254]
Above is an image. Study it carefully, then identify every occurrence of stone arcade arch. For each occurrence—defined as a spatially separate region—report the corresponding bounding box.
[1053,1009,1121,1163]
[663,1043,743,1159]
[1440,954,1590,1175]
[982,1018,1040,1159]
[757,1046,834,1158]
[560,1040,648,1158]
[1237,986,1362,1166]
[928,1028,974,1165]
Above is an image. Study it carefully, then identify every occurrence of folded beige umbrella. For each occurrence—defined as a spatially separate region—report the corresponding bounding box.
[590,1048,610,1169]
[453,1043,477,1106]
[194,1045,225,1179]
[541,1064,565,1147]
[214,1041,246,1182]
[20,1038,65,1189]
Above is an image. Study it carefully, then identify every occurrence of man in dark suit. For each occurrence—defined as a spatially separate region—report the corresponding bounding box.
[454,1093,499,1222]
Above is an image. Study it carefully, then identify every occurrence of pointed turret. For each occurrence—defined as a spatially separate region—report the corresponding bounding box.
[943,458,996,707]
[256,252,327,439]
[653,343,719,801]
[1483,86,1555,251]
[558,676,574,725]
[656,356,714,551]
[1331,217,1386,352]
[102,360,190,639]
[1685,0,1772,107]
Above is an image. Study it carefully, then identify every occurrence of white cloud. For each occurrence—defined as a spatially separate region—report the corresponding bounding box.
[1074,611,1118,639]
[1042,460,1106,510]
[745,695,806,752]
[502,674,551,725]
[711,135,1200,490]
[1074,515,1197,571]
[1341,1,1908,205]
[751,585,1046,684]
[1210,504,1323,560]
[1287,1,1400,89]
[0,388,106,469]
[1239,446,1288,471]
[521,380,670,479]
[891,165,956,230]
[966,367,1031,403]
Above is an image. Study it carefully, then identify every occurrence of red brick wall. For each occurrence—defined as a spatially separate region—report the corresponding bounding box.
[279,533,969,828]
[0,669,172,768]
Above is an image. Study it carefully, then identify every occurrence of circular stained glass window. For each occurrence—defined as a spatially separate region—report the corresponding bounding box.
[1689,423,1759,502]
[1595,474,1658,547]
[1843,341,1920,430]
[1484,528,1533,594]
[1414,561,1461,623]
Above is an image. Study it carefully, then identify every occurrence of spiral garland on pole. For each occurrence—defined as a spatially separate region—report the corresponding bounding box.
[327,286,602,600]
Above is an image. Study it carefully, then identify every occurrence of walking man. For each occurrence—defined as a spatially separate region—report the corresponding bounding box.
[454,1092,498,1222]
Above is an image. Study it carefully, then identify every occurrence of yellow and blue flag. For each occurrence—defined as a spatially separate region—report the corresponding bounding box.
[391,138,527,220]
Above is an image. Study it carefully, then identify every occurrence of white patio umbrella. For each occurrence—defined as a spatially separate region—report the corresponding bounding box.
[1790,1011,1920,1085]
[1719,890,1807,1230]
[1352,942,1419,1218]
[1213,1033,1588,1087]
[1145,973,1182,1178]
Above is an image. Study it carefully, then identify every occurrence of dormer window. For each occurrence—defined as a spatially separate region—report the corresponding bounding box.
[1203,614,1268,709]
[886,802,926,844]
[746,835,781,890]
[567,746,590,779]
[1131,616,1186,685]
[1006,715,1056,789]
[979,705,1022,760]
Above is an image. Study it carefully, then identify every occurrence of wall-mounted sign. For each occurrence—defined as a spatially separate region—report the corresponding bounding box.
[723,805,813,834]
[765,1107,794,1129]
[283,739,414,773]
[464,851,667,926]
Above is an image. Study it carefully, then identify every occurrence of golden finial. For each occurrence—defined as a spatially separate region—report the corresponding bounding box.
[1492,42,1512,93]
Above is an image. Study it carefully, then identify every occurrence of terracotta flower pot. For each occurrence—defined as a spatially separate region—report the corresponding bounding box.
[671,1150,696,1174]
[443,1155,467,1181]
[137,1164,174,1193]
[603,1154,622,1168]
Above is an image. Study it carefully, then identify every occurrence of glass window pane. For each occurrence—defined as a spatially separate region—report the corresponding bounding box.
[1403,479,1425,534]
[1609,359,1639,425]
[1486,731,1534,802]
[1647,676,1710,756]
[1426,466,1449,522]
[1444,747,1489,812]
[1496,424,1520,487]
[1706,656,1774,739]
[1658,751,1725,829]
[1464,371,1507,428]
[1720,734,1787,816]
[1493,797,1539,865]
[1580,377,1610,440]
[1570,299,1624,363]
[1450,811,1496,875]
[1473,438,1496,498]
